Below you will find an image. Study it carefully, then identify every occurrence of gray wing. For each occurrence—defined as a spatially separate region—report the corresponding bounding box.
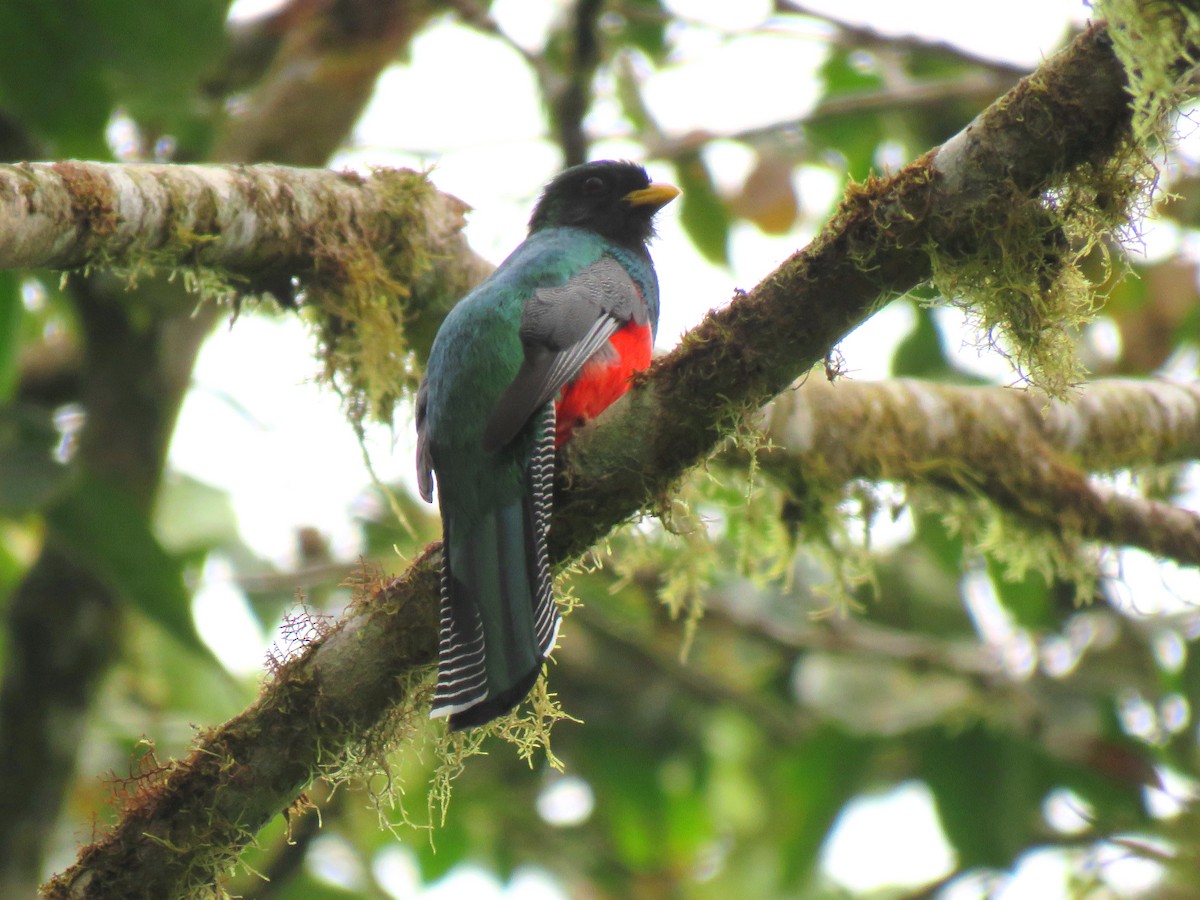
[482,257,646,453]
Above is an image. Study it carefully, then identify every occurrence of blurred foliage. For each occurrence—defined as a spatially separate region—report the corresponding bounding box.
[674,150,732,265]
[3,2,1200,899]
[0,274,23,400]
[0,0,227,158]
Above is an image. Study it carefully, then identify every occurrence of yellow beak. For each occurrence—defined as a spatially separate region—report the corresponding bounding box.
[624,182,681,209]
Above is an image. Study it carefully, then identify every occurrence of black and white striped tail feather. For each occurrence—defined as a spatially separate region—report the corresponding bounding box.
[527,409,561,658]
[429,557,488,716]
[430,409,561,726]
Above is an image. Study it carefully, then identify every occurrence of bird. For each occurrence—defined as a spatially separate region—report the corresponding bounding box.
[415,160,679,730]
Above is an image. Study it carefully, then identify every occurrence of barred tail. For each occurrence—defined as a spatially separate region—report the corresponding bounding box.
[430,412,560,730]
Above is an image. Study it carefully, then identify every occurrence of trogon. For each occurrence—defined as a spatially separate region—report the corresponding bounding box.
[416,160,679,730]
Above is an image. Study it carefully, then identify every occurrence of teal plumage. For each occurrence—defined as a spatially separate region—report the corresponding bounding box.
[416,161,679,729]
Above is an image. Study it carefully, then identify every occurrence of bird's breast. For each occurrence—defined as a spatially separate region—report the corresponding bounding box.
[554,321,652,447]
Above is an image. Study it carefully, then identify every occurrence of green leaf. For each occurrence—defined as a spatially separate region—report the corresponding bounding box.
[154,472,240,556]
[619,0,669,59]
[0,2,112,156]
[0,0,227,157]
[987,557,1053,630]
[806,48,889,182]
[576,724,674,870]
[906,47,979,80]
[806,111,884,184]
[0,404,70,514]
[46,471,213,661]
[614,54,654,136]
[0,274,23,401]
[775,728,873,886]
[891,304,950,377]
[271,873,363,900]
[818,47,885,96]
[915,724,1044,870]
[674,152,730,266]
[914,509,965,574]
[97,0,227,153]
[0,532,21,582]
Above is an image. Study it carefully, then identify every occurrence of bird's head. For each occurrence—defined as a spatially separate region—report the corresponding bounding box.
[528,160,680,248]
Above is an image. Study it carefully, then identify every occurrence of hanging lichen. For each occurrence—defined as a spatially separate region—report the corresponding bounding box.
[1100,0,1200,144]
[303,168,443,427]
[917,0,1200,398]
[926,125,1156,399]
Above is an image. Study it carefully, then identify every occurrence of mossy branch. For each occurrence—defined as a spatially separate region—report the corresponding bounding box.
[0,160,491,418]
[757,377,1200,564]
[43,556,440,899]
[0,160,483,281]
[43,20,1200,899]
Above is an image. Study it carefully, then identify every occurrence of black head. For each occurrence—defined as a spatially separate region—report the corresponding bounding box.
[528,160,680,248]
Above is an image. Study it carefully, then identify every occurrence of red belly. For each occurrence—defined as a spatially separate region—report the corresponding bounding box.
[554,322,652,447]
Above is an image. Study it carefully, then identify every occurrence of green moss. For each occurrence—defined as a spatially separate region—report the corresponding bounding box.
[600,436,878,657]
[55,163,249,312]
[314,560,579,835]
[425,669,575,831]
[1101,0,1200,145]
[916,486,1098,606]
[780,474,880,617]
[926,137,1155,398]
[918,2,1200,398]
[304,168,443,428]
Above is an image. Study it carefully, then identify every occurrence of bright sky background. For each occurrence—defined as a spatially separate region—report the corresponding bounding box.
[176,1,1183,896]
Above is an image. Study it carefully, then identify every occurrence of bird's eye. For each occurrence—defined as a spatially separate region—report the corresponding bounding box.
[582,176,605,194]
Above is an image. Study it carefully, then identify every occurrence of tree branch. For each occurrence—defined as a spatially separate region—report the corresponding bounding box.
[757,377,1200,563]
[554,0,606,168]
[0,161,485,284]
[211,0,439,166]
[41,20,1189,897]
[43,553,440,898]
[774,0,1035,79]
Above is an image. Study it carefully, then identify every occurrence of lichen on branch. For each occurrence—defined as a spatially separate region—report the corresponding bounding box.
[920,0,1200,400]
[757,376,1200,568]
[1101,0,1200,142]
[926,140,1150,398]
[301,167,473,425]
[0,161,489,425]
